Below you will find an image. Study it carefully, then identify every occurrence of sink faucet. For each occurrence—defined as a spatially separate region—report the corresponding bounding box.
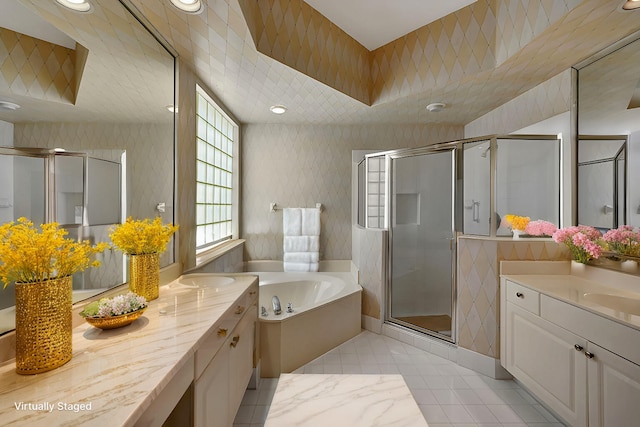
[272,296,282,315]
[286,302,293,313]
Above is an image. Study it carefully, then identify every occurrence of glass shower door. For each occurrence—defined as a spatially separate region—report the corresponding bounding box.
[388,148,456,342]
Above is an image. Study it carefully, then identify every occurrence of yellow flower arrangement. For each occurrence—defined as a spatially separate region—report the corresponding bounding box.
[502,214,530,231]
[0,217,109,288]
[110,217,178,255]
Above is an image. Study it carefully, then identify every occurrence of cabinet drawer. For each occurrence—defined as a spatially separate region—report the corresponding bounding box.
[506,280,539,315]
[230,282,258,320]
[195,318,237,380]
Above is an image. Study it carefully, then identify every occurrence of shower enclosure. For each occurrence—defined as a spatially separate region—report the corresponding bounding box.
[357,134,561,343]
[387,146,457,340]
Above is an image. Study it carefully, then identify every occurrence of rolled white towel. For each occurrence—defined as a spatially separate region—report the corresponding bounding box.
[301,207,320,236]
[283,208,302,236]
[284,252,319,263]
[284,236,310,252]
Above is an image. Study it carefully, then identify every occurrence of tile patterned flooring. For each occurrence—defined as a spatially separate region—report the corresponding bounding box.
[233,330,565,427]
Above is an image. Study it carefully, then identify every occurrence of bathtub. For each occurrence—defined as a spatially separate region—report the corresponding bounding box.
[256,272,362,377]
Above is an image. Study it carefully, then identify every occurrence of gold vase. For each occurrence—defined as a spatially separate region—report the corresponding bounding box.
[129,253,160,301]
[15,276,73,375]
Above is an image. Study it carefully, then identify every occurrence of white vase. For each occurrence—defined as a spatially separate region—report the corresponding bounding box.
[512,230,523,239]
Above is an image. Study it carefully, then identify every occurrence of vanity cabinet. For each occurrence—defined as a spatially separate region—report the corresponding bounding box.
[587,343,640,427]
[194,283,258,427]
[501,279,640,427]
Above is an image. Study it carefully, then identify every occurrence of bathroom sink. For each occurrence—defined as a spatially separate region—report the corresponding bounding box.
[583,293,640,315]
[168,275,236,289]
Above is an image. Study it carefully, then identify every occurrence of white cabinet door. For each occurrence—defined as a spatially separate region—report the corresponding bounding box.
[587,343,640,427]
[506,303,588,427]
[228,308,256,417]
[194,343,230,427]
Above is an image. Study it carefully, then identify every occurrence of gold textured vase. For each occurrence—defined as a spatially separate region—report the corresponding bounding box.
[129,253,160,301]
[15,276,73,375]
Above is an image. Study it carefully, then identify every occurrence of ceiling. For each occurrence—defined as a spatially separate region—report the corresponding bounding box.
[302,0,477,51]
[1,0,640,130]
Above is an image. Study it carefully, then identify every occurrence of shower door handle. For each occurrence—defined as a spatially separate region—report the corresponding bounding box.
[472,201,480,223]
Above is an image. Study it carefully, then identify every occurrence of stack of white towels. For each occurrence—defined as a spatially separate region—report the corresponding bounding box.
[283,208,320,272]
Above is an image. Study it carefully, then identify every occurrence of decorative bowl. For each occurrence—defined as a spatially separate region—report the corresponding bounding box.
[83,307,147,330]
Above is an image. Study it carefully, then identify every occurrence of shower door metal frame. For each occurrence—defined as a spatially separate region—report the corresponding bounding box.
[385,141,460,344]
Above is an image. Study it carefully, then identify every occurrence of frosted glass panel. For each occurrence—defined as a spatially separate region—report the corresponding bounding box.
[389,150,454,340]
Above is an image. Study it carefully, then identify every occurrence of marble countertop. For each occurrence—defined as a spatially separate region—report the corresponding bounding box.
[264,374,428,427]
[501,261,640,331]
[0,273,258,427]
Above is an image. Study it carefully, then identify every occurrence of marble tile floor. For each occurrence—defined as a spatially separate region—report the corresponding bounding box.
[233,330,565,427]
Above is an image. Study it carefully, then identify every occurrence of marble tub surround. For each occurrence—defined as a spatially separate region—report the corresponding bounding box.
[0,273,258,426]
[264,374,427,427]
[501,260,640,330]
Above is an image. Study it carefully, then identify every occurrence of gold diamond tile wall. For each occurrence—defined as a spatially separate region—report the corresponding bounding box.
[370,1,497,105]
[238,0,370,105]
[465,69,571,136]
[494,0,581,67]
[0,28,75,104]
[457,238,570,358]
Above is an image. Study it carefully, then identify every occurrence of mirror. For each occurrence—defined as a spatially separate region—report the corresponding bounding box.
[0,0,175,335]
[576,31,640,229]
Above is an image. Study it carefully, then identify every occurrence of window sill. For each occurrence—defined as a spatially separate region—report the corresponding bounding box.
[192,239,245,271]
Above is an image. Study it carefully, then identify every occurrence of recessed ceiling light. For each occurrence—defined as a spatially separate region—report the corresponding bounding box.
[270,105,287,114]
[55,0,92,13]
[0,101,21,111]
[169,0,203,14]
[622,0,640,10]
[426,102,446,112]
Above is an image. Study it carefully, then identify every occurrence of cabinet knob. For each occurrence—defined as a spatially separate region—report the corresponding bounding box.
[585,351,595,359]
[230,335,240,348]
[516,292,524,299]
[235,305,245,314]
[249,290,257,296]
[217,328,228,337]
[574,344,583,351]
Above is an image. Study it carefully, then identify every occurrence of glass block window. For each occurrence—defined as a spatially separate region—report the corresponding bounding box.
[196,87,236,248]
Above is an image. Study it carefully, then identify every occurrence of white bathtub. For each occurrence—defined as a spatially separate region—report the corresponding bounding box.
[255,272,362,377]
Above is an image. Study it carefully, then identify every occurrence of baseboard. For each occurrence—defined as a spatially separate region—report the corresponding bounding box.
[362,314,382,334]
[457,346,512,379]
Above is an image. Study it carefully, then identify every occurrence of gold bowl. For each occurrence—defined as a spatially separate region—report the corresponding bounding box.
[83,307,147,330]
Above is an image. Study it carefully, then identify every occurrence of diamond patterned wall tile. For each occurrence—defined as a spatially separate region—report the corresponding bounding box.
[0,28,75,104]
[457,237,571,358]
[242,123,462,261]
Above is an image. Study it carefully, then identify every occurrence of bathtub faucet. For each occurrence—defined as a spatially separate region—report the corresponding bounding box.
[272,296,282,315]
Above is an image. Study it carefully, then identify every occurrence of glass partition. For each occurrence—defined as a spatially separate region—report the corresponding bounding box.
[495,136,561,236]
[463,139,491,235]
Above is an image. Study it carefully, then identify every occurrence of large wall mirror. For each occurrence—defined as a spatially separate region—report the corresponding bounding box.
[576,30,640,230]
[0,0,176,335]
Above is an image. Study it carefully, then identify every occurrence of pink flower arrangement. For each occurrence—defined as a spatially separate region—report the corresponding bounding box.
[552,225,603,264]
[524,220,557,237]
[603,225,640,257]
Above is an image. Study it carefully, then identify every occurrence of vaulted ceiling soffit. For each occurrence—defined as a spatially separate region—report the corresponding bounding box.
[237,0,585,107]
[0,28,85,105]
